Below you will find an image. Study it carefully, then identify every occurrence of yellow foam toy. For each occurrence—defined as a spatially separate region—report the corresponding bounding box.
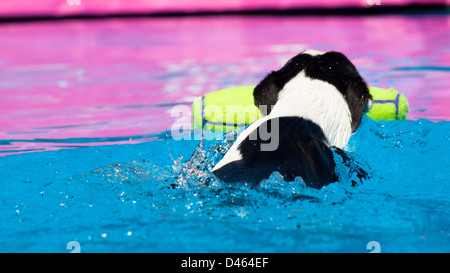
[192,86,408,132]
[366,86,409,121]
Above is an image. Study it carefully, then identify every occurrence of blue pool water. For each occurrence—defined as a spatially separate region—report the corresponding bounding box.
[1,116,449,252]
[1,13,450,253]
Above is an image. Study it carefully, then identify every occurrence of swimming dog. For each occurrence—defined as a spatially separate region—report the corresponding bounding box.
[212,50,372,189]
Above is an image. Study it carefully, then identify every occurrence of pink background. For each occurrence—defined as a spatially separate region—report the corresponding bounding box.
[0,0,449,18]
[0,2,449,156]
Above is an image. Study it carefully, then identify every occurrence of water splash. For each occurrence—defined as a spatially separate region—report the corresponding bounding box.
[171,130,239,190]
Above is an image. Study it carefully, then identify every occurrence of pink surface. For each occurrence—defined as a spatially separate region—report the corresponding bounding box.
[0,14,449,156]
[0,0,448,18]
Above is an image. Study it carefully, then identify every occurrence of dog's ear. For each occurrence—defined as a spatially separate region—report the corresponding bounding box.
[330,52,371,132]
[345,77,371,132]
[253,52,314,116]
[316,51,371,132]
[253,71,279,116]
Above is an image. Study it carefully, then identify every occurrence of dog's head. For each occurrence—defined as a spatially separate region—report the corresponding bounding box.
[253,50,372,132]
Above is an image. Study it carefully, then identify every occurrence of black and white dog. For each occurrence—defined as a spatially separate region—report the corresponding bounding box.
[212,50,372,189]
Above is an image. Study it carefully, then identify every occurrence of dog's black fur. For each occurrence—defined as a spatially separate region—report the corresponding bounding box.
[253,51,370,132]
[213,50,372,189]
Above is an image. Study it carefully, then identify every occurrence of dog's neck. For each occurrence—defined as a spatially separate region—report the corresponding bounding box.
[269,71,353,148]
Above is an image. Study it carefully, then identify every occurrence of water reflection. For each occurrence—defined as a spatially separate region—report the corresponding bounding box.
[0,14,448,155]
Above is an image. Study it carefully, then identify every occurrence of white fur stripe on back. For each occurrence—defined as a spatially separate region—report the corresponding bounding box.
[273,71,352,148]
